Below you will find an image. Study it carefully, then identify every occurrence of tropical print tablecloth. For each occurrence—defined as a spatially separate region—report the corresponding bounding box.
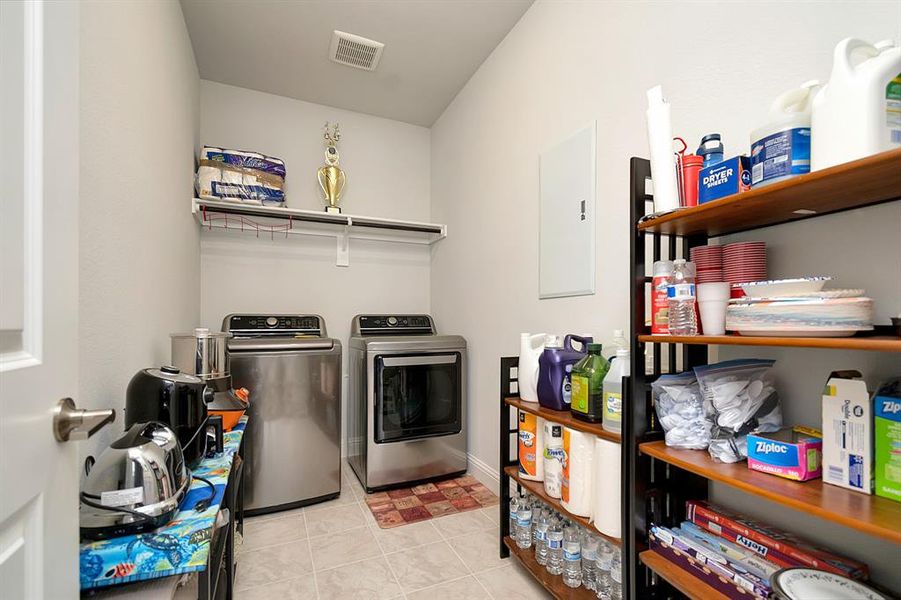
[79,417,247,590]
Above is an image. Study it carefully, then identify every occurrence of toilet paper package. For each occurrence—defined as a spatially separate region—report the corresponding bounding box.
[591,437,622,539]
[196,146,286,206]
[561,427,594,516]
[518,412,545,481]
[543,421,564,498]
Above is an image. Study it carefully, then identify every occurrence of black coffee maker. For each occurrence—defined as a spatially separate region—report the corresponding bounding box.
[125,366,208,466]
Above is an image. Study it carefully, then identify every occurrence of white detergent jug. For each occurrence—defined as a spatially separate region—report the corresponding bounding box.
[750,81,820,187]
[811,38,901,171]
[518,333,547,403]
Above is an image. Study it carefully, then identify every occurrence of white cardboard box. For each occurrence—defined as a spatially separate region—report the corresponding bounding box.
[821,371,873,494]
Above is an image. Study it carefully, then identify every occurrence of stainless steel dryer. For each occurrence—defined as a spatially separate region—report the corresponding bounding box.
[224,314,341,515]
[348,314,466,492]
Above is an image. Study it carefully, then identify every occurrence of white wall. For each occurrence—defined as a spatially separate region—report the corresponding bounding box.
[430,0,901,588]
[79,0,200,462]
[198,81,432,452]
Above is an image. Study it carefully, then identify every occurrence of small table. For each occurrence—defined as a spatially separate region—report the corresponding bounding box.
[81,418,247,599]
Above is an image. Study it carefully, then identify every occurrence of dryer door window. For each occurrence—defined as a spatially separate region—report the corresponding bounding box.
[374,353,462,443]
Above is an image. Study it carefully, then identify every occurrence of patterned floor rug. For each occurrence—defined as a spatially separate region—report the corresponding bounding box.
[363,474,499,529]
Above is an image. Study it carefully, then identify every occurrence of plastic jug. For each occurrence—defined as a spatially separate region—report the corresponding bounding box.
[537,334,593,411]
[750,81,820,187]
[518,333,547,403]
[602,349,631,433]
[811,38,901,171]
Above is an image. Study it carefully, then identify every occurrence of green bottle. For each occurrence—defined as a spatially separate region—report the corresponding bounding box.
[570,343,610,423]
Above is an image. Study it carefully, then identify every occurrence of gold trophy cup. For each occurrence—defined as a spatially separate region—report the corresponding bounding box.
[318,122,346,214]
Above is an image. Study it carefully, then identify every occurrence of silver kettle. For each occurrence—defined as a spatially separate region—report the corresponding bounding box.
[79,422,191,540]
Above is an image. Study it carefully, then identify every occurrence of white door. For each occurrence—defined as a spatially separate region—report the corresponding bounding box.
[0,1,82,598]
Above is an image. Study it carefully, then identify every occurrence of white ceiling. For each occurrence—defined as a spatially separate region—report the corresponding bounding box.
[180,0,533,127]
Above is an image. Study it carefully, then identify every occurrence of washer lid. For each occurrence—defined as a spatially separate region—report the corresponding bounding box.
[227,336,335,353]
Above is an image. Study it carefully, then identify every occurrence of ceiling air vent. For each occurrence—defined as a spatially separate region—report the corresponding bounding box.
[329,31,384,71]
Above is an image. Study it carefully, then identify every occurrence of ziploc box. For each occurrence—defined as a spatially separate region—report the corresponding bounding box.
[822,370,873,494]
[699,155,751,203]
[747,426,822,481]
[874,377,901,502]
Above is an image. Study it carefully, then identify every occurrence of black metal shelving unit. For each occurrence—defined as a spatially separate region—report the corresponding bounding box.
[626,157,710,599]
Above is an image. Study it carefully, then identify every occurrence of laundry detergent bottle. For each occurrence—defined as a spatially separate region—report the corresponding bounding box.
[518,333,547,403]
[569,344,610,423]
[537,334,592,411]
[811,38,901,170]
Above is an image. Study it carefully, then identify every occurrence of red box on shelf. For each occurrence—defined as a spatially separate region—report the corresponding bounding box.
[685,500,868,580]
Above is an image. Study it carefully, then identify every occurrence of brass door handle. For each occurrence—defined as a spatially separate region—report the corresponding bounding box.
[53,398,115,442]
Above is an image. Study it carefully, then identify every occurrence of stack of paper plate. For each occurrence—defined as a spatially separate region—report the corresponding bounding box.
[726,295,874,337]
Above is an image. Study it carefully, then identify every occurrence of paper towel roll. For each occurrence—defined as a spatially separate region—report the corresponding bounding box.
[518,412,545,481]
[591,437,622,539]
[543,420,564,498]
[561,427,594,517]
[196,165,221,200]
[646,85,680,213]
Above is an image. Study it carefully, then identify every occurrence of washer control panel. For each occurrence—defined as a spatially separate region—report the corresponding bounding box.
[355,315,434,335]
[224,314,324,337]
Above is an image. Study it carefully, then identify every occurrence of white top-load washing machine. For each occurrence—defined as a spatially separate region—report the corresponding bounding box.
[347,315,467,492]
[224,314,341,515]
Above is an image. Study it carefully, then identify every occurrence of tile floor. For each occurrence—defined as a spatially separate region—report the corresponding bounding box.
[234,466,551,599]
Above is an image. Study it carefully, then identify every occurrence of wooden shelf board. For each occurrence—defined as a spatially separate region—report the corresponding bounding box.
[503,536,596,599]
[637,148,901,236]
[639,551,730,600]
[638,333,901,352]
[504,466,622,548]
[639,441,901,544]
[504,397,622,444]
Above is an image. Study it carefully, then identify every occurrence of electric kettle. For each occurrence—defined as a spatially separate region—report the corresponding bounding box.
[79,422,190,540]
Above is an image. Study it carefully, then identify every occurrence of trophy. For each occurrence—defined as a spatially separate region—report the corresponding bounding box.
[318,122,346,214]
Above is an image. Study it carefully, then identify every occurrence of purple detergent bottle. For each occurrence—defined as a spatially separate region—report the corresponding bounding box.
[537,334,593,411]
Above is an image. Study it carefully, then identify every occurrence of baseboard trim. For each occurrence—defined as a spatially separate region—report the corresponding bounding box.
[467,452,500,495]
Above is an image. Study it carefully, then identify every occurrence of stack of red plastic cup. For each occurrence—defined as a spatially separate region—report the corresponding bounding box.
[691,245,724,283]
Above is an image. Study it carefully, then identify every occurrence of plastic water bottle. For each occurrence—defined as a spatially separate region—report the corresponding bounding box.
[515,496,533,549]
[667,258,697,336]
[508,495,519,537]
[562,526,582,588]
[534,509,550,565]
[546,519,564,575]
[595,540,613,598]
[581,532,599,591]
[610,549,623,600]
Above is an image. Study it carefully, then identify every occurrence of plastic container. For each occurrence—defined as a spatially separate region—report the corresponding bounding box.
[679,153,704,206]
[697,133,724,167]
[652,261,674,335]
[603,349,630,433]
[811,38,901,171]
[570,344,610,423]
[537,335,592,410]
[518,333,547,403]
[751,81,820,187]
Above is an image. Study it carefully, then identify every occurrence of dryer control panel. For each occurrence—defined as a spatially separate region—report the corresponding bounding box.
[224,314,325,337]
[354,315,434,336]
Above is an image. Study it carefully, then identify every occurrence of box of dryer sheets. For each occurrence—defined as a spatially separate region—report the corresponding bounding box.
[685,500,869,579]
[874,377,901,502]
[648,524,770,598]
[699,155,751,203]
[746,426,822,481]
[822,371,873,494]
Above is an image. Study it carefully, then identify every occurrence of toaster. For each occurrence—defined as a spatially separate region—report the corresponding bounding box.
[79,422,191,540]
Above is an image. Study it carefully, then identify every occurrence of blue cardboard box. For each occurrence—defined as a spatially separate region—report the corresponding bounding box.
[699,156,751,204]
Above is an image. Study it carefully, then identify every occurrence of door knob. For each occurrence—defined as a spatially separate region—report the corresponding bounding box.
[53,397,115,442]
